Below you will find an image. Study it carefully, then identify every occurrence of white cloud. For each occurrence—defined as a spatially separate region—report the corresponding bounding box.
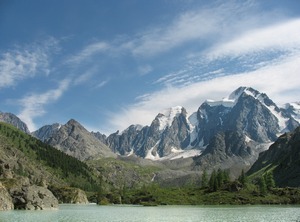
[106,53,300,133]
[102,3,300,133]
[207,18,300,60]
[0,40,56,88]
[123,1,282,58]
[67,41,109,64]
[95,80,109,89]
[138,65,153,76]
[17,79,70,131]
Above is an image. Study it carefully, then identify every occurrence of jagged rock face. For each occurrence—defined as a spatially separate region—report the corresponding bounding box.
[106,87,299,160]
[32,123,61,142]
[106,107,192,158]
[0,112,30,134]
[49,187,89,204]
[284,102,300,122]
[106,125,141,155]
[195,103,231,146]
[226,93,279,142]
[130,126,152,157]
[30,87,300,162]
[194,87,285,147]
[156,109,191,157]
[10,185,58,210]
[0,182,14,211]
[193,131,259,175]
[248,127,300,187]
[92,131,107,144]
[46,119,116,161]
[283,102,300,131]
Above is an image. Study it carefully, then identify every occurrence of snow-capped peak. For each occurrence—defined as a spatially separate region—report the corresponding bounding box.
[284,102,300,123]
[157,106,184,131]
[228,86,260,100]
[204,87,268,108]
[204,87,257,108]
[119,124,143,135]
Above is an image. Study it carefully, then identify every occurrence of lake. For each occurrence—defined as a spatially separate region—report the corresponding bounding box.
[0,204,300,222]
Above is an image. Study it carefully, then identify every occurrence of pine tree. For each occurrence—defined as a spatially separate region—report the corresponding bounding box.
[259,176,267,195]
[238,169,247,186]
[265,172,276,190]
[217,168,224,188]
[223,169,230,183]
[201,170,208,188]
[209,170,218,191]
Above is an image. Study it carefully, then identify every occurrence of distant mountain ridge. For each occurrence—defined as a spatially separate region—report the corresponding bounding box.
[105,87,299,161]
[33,119,116,161]
[247,126,300,187]
[2,87,300,166]
[0,112,30,134]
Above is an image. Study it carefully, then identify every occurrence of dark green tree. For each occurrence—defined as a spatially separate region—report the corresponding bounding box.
[238,169,247,186]
[265,172,276,190]
[201,170,208,188]
[223,169,230,183]
[209,170,218,191]
[217,168,224,188]
[259,176,267,195]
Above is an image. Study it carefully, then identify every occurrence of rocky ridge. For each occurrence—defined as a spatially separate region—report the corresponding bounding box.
[248,126,300,187]
[0,122,92,210]
[2,87,300,180]
[105,87,299,162]
[0,112,30,134]
[36,119,116,161]
[6,87,300,164]
[0,181,14,211]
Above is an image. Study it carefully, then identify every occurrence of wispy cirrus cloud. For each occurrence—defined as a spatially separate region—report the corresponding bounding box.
[137,65,153,76]
[104,2,300,133]
[17,79,70,131]
[67,41,109,64]
[107,52,300,132]
[207,18,300,60]
[0,38,58,89]
[95,79,109,89]
[121,1,282,58]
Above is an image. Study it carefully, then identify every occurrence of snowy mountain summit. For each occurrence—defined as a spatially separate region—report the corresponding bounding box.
[30,87,300,162]
[106,87,300,160]
[157,106,185,131]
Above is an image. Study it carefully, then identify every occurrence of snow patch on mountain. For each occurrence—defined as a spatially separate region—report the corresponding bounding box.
[285,102,300,123]
[125,149,134,157]
[205,98,236,108]
[170,149,202,160]
[245,135,252,143]
[145,147,160,160]
[204,87,257,108]
[158,106,183,131]
[145,145,201,161]
[231,87,290,132]
[267,105,289,132]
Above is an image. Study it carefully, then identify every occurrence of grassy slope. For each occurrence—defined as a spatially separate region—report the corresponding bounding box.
[2,122,300,205]
[0,122,101,192]
[121,183,300,205]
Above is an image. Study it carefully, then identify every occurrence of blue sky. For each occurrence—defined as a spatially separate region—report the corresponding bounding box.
[1,0,300,135]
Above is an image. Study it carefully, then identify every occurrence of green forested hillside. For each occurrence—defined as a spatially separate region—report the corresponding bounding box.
[0,122,101,192]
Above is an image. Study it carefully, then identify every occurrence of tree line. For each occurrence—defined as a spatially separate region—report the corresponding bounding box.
[201,168,276,195]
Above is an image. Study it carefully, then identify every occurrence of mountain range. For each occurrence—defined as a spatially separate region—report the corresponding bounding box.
[1,86,300,178]
[105,87,299,162]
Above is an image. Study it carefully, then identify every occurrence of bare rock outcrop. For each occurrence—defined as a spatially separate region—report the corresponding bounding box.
[49,186,89,204]
[10,185,58,210]
[0,182,14,211]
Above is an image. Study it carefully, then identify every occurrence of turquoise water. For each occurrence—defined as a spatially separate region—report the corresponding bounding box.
[0,204,300,222]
